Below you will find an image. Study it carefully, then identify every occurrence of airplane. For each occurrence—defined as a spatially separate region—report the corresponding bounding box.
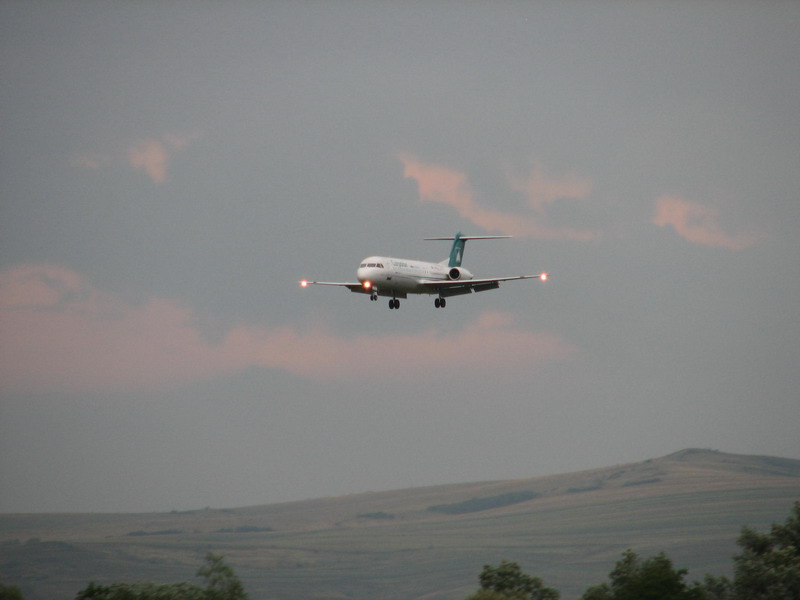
[300,232,548,309]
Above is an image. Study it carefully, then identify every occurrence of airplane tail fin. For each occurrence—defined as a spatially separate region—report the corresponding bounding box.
[425,233,511,267]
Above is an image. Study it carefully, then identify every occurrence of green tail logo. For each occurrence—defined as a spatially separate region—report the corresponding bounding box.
[449,232,466,267]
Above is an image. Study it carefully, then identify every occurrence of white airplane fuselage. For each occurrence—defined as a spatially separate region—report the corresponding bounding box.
[356,256,472,296]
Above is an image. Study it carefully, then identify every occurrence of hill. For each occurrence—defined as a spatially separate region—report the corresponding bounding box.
[2,448,799,600]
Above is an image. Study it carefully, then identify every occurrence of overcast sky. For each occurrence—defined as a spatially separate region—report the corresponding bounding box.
[1,1,799,513]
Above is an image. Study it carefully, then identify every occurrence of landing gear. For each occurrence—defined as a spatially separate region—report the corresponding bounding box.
[370,292,378,301]
[434,297,447,308]
[389,298,400,310]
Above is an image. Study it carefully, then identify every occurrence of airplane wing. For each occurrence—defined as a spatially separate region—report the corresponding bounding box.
[300,280,372,294]
[417,273,548,297]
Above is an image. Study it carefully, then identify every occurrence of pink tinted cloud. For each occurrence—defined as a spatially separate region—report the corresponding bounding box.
[653,195,759,250]
[0,265,574,394]
[508,163,593,212]
[74,132,199,184]
[399,153,596,240]
[267,311,574,381]
[128,139,171,183]
[127,133,200,183]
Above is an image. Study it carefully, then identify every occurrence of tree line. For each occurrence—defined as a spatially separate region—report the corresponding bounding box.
[468,501,800,600]
[0,553,248,600]
[0,501,797,599]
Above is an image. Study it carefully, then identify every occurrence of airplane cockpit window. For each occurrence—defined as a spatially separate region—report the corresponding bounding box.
[367,263,376,267]
[360,263,367,267]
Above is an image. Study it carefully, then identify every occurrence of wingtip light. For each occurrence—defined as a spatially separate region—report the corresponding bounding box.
[300,280,309,288]
[540,272,548,281]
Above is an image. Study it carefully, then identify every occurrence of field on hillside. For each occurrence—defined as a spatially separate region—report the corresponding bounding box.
[2,449,799,600]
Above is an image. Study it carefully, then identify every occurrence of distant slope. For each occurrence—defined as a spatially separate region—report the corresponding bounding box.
[2,449,799,600]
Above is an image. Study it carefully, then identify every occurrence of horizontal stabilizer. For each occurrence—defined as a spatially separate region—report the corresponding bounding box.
[425,232,511,267]
[424,235,512,241]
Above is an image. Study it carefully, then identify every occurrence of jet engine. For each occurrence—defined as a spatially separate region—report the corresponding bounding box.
[448,267,474,280]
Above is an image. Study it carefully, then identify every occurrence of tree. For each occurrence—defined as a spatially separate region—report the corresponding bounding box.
[196,553,248,600]
[0,583,25,600]
[467,560,559,600]
[579,549,705,600]
[731,501,800,600]
[695,574,733,600]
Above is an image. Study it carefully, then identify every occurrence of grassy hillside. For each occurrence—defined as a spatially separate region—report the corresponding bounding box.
[2,449,799,600]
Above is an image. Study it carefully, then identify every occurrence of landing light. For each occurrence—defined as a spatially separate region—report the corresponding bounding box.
[300,280,309,287]
[540,272,548,281]
[362,280,372,289]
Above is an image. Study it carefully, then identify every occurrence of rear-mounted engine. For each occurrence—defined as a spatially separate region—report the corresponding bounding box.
[448,267,474,280]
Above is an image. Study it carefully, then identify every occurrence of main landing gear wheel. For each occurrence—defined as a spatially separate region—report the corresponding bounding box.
[434,297,447,308]
[389,298,400,309]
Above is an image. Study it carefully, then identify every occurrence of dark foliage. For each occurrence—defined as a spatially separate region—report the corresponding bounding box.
[467,560,559,600]
[731,501,800,600]
[429,491,538,515]
[74,553,247,600]
[0,583,25,600]
[579,550,705,600]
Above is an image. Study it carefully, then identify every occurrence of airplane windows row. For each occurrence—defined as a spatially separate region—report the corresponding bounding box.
[360,263,385,268]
